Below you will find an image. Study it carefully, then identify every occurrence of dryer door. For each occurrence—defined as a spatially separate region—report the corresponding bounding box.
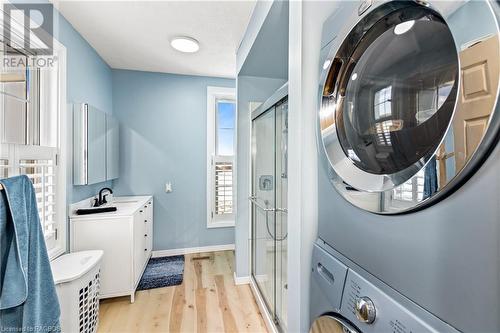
[310,315,360,333]
[318,1,500,214]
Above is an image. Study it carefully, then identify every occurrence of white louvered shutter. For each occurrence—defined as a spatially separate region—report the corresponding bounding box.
[213,155,234,218]
[17,145,59,248]
[392,169,425,202]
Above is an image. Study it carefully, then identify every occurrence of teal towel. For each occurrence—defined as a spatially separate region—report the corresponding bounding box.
[0,175,61,332]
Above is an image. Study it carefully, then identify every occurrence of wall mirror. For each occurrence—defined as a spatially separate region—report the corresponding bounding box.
[73,103,119,185]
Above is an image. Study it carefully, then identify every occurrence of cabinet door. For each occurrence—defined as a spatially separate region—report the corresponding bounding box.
[73,104,107,185]
[71,217,133,296]
[106,114,119,180]
[87,106,107,184]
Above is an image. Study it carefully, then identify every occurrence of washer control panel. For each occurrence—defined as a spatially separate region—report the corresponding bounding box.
[341,270,439,333]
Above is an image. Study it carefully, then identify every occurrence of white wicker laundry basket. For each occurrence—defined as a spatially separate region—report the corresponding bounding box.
[51,250,103,333]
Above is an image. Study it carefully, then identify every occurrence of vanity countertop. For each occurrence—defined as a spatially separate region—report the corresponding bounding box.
[70,195,153,219]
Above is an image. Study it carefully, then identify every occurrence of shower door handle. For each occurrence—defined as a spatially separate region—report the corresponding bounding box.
[249,196,275,212]
[275,207,288,214]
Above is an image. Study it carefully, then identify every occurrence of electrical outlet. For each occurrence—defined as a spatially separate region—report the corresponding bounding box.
[165,182,173,193]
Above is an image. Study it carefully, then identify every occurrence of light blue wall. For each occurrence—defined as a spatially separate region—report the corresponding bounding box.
[53,14,114,204]
[112,69,235,251]
[239,1,289,79]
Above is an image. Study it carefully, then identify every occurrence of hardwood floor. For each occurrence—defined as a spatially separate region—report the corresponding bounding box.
[97,251,268,333]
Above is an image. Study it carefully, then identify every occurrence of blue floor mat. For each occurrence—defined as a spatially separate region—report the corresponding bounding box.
[137,255,184,290]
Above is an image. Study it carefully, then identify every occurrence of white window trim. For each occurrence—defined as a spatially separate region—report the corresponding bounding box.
[207,86,236,229]
[0,7,67,259]
[48,39,67,260]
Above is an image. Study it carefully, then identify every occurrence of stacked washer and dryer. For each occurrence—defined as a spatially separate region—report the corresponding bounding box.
[311,1,500,332]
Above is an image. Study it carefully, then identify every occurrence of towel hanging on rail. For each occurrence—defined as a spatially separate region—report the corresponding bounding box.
[0,175,61,332]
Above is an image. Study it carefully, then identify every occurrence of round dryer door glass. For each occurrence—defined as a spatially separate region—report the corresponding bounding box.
[310,315,360,333]
[318,1,500,213]
[338,14,458,175]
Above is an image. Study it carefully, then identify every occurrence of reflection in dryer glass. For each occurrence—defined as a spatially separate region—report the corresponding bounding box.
[338,15,459,175]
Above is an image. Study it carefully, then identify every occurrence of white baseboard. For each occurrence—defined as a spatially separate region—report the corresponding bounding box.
[152,243,235,258]
[233,272,250,285]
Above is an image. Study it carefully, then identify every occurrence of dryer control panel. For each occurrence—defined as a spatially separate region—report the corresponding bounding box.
[341,270,440,333]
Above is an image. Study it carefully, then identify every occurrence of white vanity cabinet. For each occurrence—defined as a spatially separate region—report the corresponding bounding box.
[70,196,153,302]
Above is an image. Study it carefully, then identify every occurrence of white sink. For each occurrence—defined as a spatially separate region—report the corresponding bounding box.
[114,200,139,204]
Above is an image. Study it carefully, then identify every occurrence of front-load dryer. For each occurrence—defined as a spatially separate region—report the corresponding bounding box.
[316,1,500,332]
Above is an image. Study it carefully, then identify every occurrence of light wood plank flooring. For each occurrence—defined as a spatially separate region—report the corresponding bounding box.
[98,251,268,333]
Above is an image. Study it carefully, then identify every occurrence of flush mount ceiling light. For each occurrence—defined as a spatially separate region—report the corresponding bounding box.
[394,20,415,35]
[170,36,199,53]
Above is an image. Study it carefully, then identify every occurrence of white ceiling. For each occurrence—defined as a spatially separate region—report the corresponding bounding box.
[53,1,256,78]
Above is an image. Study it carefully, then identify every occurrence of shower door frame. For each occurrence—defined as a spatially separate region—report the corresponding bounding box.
[250,84,288,331]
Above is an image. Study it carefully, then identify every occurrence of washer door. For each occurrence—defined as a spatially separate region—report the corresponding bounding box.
[319,1,500,214]
[310,315,360,333]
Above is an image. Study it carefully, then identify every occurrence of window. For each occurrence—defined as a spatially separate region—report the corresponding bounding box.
[392,169,425,202]
[416,81,454,124]
[214,100,235,217]
[0,159,8,178]
[2,146,60,251]
[0,144,64,257]
[0,16,67,259]
[374,86,392,120]
[207,86,236,228]
[213,157,233,216]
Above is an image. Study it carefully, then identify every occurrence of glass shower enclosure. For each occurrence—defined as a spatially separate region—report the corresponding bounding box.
[250,87,288,330]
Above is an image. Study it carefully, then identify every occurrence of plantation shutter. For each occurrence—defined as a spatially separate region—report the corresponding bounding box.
[1,145,59,248]
[213,155,233,216]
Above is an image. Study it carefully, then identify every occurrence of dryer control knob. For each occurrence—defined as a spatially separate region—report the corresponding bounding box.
[355,296,376,324]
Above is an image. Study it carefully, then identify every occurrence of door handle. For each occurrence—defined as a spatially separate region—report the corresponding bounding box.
[249,196,287,214]
[248,196,274,212]
[317,263,335,285]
